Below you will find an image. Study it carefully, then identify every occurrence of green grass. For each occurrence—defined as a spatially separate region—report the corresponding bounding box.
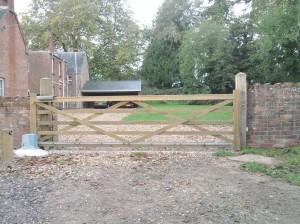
[242,147,300,186]
[123,101,232,122]
[214,151,237,157]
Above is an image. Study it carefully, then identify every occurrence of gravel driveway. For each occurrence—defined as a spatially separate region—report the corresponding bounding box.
[1,113,299,223]
[1,152,300,224]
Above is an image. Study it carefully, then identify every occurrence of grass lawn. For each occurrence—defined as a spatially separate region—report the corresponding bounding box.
[123,101,233,122]
[241,147,300,186]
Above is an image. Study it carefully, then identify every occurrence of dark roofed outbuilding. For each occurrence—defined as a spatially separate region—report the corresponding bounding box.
[81,80,142,96]
[81,80,142,108]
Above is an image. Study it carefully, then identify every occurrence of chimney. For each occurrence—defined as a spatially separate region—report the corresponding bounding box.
[49,33,54,53]
[0,0,14,12]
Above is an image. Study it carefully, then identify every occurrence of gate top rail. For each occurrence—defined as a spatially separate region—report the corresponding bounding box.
[33,94,234,103]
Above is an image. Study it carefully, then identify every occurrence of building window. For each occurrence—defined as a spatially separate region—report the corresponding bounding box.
[52,57,55,75]
[59,62,62,77]
[0,78,4,96]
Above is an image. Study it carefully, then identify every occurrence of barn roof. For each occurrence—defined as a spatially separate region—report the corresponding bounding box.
[0,6,8,21]
[55,52,87,74]
[82,80,142,93]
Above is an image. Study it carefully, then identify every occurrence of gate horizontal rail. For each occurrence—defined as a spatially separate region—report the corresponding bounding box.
[39,142,233,148]
[38,94,234,103]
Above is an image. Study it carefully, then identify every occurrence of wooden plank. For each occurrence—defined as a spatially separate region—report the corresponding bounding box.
[30,93,38,134]
[39,142,232,148]
[233,90,241,151]
[0,129,13,161]
[37,107,233,115]
[132,100,233,143]
[38,120,234,126]
[40,78,53,96]
[38,130,234,135]
[36,102,127,142]
[40,78,53,141]
[235,73,247,148]
[37,94,234,103]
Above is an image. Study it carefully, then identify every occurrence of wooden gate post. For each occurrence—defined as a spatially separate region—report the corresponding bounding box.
[40,78,54,141]
[0,129,13,161]
[234,73,247,150]
[30,93,37,134]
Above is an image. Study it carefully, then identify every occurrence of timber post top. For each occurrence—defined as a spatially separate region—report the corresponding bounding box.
[0,0,14,12]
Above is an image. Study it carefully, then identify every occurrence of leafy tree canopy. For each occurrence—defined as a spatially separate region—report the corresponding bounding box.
[251,0,300,82]
[21,0,143,80]
[180,20,235,93]
[141,0,203,89]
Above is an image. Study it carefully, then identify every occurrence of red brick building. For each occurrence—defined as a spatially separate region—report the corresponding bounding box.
[0,0,90,100]
[0,0,28,96]
[28,51,90,102]
[55,52,89,98]
[28,51,68,97]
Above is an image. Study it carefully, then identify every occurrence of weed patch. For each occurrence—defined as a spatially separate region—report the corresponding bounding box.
[214,151,236,157]
[242,147,300,186]
[130,152,149,160]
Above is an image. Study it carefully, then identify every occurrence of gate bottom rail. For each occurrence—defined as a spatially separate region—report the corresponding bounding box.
[39,142,232,148]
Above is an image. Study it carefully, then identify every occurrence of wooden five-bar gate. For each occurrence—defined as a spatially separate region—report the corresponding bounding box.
[30,74,247,151]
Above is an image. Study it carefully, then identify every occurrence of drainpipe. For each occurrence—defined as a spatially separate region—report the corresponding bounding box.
[62,60,65,109]
[66,63,69,108]
[51,53,54,86]
[75,52,78,108]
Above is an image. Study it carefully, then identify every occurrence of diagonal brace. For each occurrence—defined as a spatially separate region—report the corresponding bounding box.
[132,100,233,143]
[36,102,127,142]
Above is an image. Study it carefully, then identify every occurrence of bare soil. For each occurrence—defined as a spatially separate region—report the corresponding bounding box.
[1,152,300,224]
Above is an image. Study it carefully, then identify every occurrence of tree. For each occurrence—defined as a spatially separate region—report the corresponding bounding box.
[89,1,143,80]
[229,15,263,83]
[142,38,181,88]
[141,0,203,89]
[179,20,235,93]
[250,0,300,82]
[203,0,234,23]
[21,0,98,53]
[21,0,142,80]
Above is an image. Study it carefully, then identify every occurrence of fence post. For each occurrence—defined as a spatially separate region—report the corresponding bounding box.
[235,73,247,150]
[40,78,53,141]
[30,93,37,134]
[0,129,13,161]
[40,77,53,96]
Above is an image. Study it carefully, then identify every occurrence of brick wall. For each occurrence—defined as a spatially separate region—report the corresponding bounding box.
[247,83,300,148]
[0,97,30,148]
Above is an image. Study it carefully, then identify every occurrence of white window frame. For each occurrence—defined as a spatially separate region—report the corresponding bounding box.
[59,62,62,77]
[0,78,4,96]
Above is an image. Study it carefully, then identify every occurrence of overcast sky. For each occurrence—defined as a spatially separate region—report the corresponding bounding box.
[14,0,164,26]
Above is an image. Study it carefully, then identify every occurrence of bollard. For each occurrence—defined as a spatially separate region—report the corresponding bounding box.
[0,129,13,161]
[15,134,49,157]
